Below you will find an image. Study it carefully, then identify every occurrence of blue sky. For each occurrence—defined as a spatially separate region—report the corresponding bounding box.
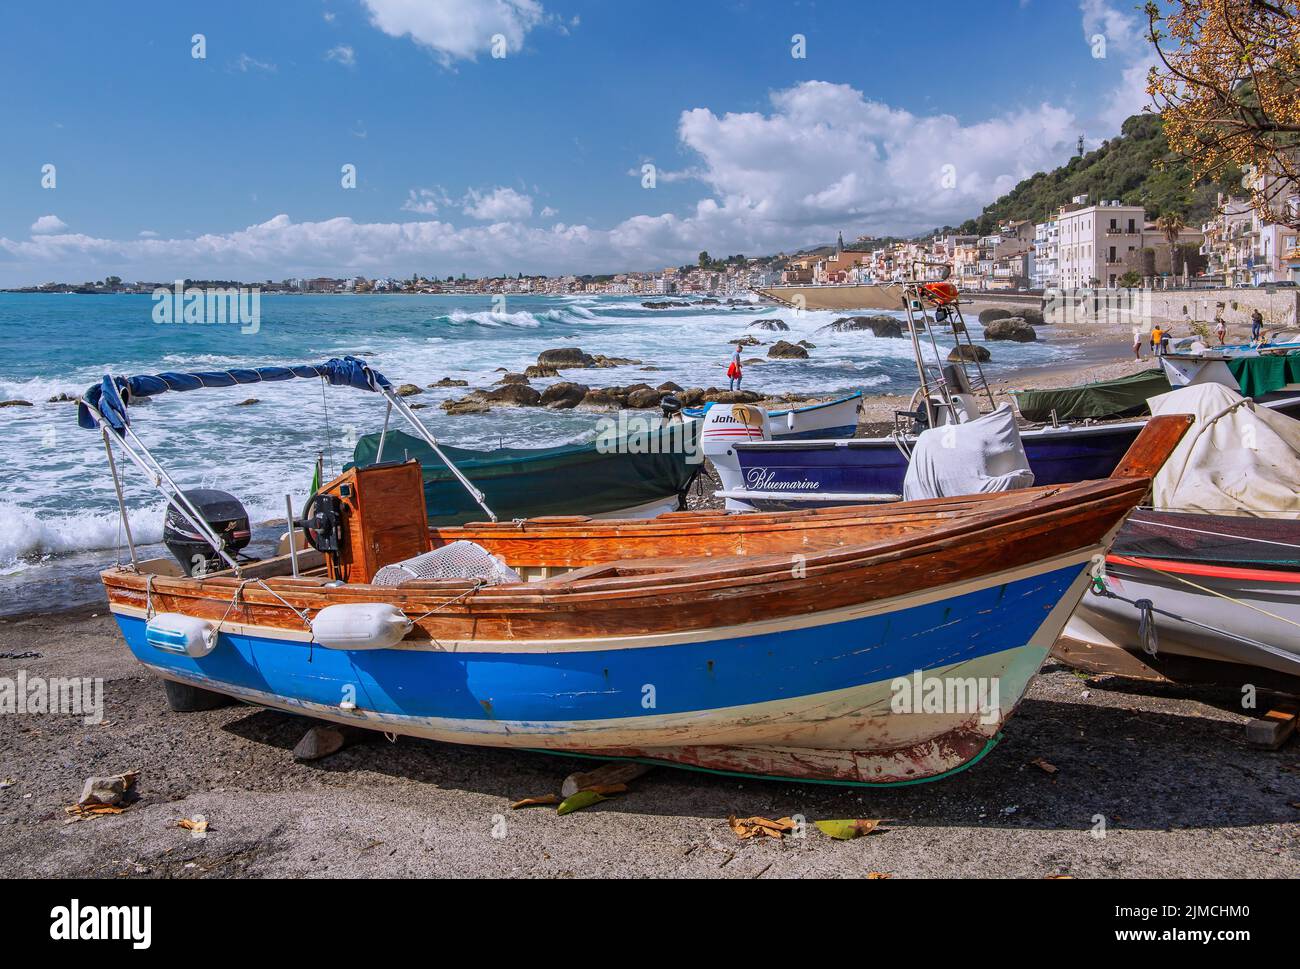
[0,0,1158,284]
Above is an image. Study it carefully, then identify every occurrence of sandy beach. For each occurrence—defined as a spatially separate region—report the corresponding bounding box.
[3,603,1299,878]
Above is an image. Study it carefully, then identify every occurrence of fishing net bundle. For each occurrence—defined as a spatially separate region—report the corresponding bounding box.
[373,540,522,586]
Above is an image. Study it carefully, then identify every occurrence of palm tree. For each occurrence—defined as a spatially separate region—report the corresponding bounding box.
[1156,214,1186,283]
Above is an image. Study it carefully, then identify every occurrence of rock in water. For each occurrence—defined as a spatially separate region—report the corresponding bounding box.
[537,347,597,368]
[395,383,423,397]
[768,339,810,359]
[977,308,1013,326]
[540,382,588,409]
[0,400,33,408]
[948,345,991,362]
[729,335,762,347]
[627,388,667,409]
[496,372,530,385]
[983,317,1037,342]
[1019,307,1045,327]
[523,365,560,378]
[431,377,469,387]
[817,315,903,338]
[441,398,491,415]
[483,384,542,406]
[749,319,790,331]
[293,725,345,761]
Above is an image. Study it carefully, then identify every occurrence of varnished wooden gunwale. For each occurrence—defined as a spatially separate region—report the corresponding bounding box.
[102,416,1194,641]
[103,477,1146,641]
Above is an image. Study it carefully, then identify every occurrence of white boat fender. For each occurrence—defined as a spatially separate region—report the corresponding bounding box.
[145,613,218,658]
[311,603,413,651]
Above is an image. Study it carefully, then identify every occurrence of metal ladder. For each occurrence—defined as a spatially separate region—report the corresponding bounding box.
[899,274,996,425]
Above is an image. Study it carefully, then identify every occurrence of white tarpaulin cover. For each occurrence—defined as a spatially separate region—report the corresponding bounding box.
[1148,382,1300,517]
[902,403,1035,501]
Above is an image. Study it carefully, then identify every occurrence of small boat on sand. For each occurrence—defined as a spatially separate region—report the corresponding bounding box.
[684,392,863,440]
[76,357,1190,785]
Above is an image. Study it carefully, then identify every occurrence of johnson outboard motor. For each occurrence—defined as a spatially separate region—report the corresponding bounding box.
[163,489,251,576]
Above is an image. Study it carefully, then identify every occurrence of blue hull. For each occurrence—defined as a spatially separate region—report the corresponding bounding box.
[117,563,1080,728]
[734,423,1141,502]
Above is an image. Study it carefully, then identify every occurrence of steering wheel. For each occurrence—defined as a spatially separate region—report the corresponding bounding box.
[300,492,343,554]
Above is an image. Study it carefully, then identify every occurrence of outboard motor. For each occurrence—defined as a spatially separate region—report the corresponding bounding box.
[163,489,251,576]
[660,393,683,421]
[697,402,771,511]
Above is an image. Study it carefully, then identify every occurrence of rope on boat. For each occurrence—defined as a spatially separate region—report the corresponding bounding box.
[1117,558,1300,632]
[1088,576,1297,660]
[1134,598,1159,656]
[406,579,486,624]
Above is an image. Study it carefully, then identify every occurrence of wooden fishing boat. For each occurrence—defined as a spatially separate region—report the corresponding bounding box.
[78,358,1190,785]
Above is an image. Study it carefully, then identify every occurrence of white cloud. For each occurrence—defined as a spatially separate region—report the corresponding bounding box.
[361,0,546,65]
[323,10,336,22]
[1078,1,1156,133]
[326,44,356,67]
[540,206,558,218]
[30,215,68,235]
[461,186,533,221]
[230,53,277,73]
[138,229,159,238]
[402,187,446,215]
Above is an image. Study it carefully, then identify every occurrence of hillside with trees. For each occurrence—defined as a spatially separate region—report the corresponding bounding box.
[954,113,1242,237]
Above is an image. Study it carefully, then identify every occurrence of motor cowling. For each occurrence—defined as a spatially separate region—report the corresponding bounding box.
[163,489,251,576]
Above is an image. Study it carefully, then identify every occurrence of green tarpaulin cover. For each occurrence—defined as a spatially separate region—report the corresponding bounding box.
[1228,354,1300,398]
[350,425,701,525]
[1013,369,1172,423]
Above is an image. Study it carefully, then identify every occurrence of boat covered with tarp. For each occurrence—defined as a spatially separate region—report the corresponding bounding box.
[351,426,702,525]
[1012,369,1172,423]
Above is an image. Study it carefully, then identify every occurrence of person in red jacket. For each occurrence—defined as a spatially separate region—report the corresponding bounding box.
[727,344,743,391]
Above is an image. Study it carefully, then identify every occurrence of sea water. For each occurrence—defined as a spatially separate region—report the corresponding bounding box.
[0,292,1065,611]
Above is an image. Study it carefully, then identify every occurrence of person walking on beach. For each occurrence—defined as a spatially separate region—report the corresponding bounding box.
[1251,308,1264,344]
[1150,324,1163,357]
[1214,312,1227,346]
[1133,327,1143,360]
[727,344,743,391]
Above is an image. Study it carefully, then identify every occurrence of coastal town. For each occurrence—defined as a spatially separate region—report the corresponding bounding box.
[9,187,1298,301]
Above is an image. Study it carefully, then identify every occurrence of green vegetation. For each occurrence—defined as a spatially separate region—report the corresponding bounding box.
[955,113,1242,236]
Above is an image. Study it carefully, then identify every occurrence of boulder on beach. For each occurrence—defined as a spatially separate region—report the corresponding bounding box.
[983,317,1037,342]
[657,381,684,392]
[768,339,809,359]
[394,384,423,397]
[948,345,991,363]
[977,308,1013,326]
[818,315,903,338]
[537,347,597,368]
[540,381,588,409]
[431,377,469,387]
[483,384,542,406]
[749,319,790,331]
[677,387,707,406]
[1019,307,1045,327]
